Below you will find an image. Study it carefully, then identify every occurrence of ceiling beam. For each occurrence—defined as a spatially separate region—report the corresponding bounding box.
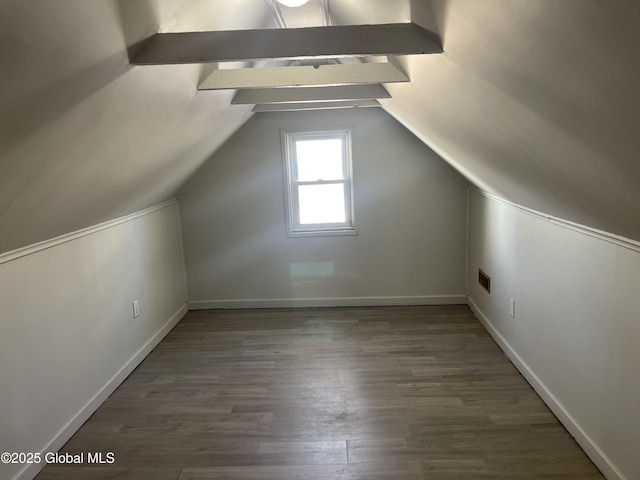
[252,100,380,112]
[198,60,409,90]
[131,23,442,65]
[231,85,390,104]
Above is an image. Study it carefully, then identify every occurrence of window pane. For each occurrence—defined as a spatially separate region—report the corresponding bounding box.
[295,139,344,181]
[298,184,346,224]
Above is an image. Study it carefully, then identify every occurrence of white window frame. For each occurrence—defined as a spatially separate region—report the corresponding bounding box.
[282,129,356,237]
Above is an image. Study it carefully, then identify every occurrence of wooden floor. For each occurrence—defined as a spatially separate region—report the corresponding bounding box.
[36,305,604,480]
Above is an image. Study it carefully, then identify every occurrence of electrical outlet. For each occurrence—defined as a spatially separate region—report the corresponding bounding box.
[509,298,515,318]
[132,300,140,318]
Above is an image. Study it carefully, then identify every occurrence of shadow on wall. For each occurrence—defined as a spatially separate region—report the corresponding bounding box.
[428,0,640,192]
[410,0,442,39]
[0,0,164,222]
[427,0,450,41]
[0,0,162,167]
[115,0,161,60]
[400,0,640,239]
[0,54,131,159]
[0,53,133,227]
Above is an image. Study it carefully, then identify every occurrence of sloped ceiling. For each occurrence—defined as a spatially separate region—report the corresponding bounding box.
[0,0,259,254]
[1,0,639,255]
[385,0,640,240]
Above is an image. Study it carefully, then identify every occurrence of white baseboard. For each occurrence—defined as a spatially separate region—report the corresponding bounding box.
[468,297,625,480]
[14,303,189,480]
[189,295,467,310]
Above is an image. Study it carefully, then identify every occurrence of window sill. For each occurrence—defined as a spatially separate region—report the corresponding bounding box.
[287,228,358,238]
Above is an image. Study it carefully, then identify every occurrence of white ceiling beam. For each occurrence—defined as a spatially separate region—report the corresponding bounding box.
[252,100,380,112]
[198,60,409,90]
[231,85,390,104]
[131,23,442,65]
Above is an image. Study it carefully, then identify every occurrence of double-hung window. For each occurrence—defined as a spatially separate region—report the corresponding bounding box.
[282,130,356,236]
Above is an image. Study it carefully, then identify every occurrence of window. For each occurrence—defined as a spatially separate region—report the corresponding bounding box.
[282,130,356,236]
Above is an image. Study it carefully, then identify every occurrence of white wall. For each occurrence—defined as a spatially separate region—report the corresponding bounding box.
[0,201,188,480]
[467,189,640,480]
[179,108,469,308]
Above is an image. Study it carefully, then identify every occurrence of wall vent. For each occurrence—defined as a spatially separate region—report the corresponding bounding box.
[478,269,491,293]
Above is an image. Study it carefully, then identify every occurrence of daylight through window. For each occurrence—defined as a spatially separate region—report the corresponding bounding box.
[282,130,355,236]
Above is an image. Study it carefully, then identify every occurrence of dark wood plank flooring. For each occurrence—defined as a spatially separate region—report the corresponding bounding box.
[35,305,604,479]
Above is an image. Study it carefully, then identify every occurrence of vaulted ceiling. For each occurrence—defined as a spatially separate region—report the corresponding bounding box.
[1,0,639,254]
